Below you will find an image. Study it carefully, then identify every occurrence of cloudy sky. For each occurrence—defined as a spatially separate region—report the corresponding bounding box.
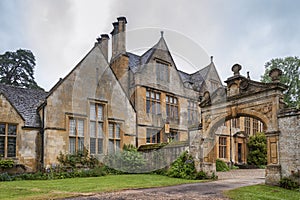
[1,0,299,90]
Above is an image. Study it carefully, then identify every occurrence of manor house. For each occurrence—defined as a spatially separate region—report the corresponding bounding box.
[0,17,264,171]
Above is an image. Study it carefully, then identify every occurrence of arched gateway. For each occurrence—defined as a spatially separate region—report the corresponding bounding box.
[190,64,300,185]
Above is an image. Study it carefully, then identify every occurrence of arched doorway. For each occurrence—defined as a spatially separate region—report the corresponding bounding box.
[190,65,288,185]
[214,116,265,166]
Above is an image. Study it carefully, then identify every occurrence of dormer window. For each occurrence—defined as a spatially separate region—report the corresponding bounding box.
[156,60,170,82]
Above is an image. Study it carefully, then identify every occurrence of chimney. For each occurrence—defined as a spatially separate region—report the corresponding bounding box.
[96,34,110,62]
[111,16,127,58]
[100,34,109,61]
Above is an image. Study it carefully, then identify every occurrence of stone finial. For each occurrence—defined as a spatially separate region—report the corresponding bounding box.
[160,31,164,37]
[247,71,250,79]
[269,68,282,83]
[231,64,242,76]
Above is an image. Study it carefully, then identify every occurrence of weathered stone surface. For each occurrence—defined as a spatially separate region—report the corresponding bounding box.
[278,109,300,180]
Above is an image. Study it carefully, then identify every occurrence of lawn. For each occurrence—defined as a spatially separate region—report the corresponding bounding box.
[0,174,205,200]
[224,184,300,200]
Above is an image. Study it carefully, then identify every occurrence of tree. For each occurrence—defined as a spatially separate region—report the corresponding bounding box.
[261,56,300,108]
[0,49,43,90]
[247,132,267,166]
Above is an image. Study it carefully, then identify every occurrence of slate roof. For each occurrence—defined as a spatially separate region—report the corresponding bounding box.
[0,84,48,127]
[127,52,141,73]
[126,35,214,91]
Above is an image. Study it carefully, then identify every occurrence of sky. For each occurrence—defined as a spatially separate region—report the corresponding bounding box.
[1,0,300,91]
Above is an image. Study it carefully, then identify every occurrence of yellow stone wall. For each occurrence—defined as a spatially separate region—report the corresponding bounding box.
[0,94,39,171]
[42,46,136,166]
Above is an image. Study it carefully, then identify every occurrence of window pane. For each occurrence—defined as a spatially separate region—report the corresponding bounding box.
[69,137,76,153]
[152,101,155,114]
[157,103,161,114]
[98,122,103,138]
[109,123,114,138]
[108,139,114,153]
[151,92,155,99]
[146,100,150,113]
[78,120,84,137]
[97,105,103,121]
[0,123,5,135]
[157,132,160,143]
[90,122,96,138]
[90,138,96,154]
[78,137,84,151]
[0,136,4,156]
[146,91,150,98]
[7,137,16,157]
[69,119,76,136]
[152,133,156,143]
[166,96,169,103]
[174,98,177,104]
[116,140,120,152]
[8,125,16,135]
[146,130,151,143]
[156,93,160,100]
[98,139,103,154]
[115,124,120,138]
[90,103,96,120]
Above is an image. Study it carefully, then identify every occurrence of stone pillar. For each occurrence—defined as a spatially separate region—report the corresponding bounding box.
[265,131,281,185]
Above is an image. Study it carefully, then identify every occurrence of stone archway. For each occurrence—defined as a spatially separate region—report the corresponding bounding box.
[190,65,293,185]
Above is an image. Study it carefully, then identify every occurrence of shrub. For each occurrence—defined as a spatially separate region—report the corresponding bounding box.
[0,172,12,181]
[167,151,197,180]
[216,159,229,172]
[104,145,146,173]
[0,159,14,169]
[247,132,267,166]
[279,177,299,190]
[195,171,207,180]
[57,148,100,171]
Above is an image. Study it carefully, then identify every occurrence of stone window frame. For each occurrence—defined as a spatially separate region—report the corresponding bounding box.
[244,117,251,135]
[108,122,122,154]
[89,102,106,155]
[146,89,161,115]
[188,100,198,125]
[168,129,179,142]
[166,94,179,123]
[219,136,227,159]
[146,128,161,144]
[253,118,259,134]
[0,122,17,158]
[155,59,170,82]
[231,118,240,128]
[68,117,86,154]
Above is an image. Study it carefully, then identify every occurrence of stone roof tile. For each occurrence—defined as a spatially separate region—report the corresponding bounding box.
[0,84,47,127]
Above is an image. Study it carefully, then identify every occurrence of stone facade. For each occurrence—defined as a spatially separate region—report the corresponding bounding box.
[278,109,300,183]
[2,17,298,184]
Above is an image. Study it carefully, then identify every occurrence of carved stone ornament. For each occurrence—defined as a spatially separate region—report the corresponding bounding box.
[232,64,242,76]
[269,68,282,82]
[203,91,210,100]
[240,79,249,90]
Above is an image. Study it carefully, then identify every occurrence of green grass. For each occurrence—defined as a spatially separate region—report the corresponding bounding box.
[0,174,205,200]
[224,184,300,200]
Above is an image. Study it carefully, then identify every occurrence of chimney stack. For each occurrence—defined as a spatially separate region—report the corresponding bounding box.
[111,16,127,58]
[96,34,110,62]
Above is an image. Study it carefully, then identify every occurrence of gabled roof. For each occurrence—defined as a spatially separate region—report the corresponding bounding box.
[127,35,174,74]
[0,84,47,127]
[126,34,220,92]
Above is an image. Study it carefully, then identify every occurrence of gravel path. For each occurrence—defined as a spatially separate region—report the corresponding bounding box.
[66,169,265,200]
